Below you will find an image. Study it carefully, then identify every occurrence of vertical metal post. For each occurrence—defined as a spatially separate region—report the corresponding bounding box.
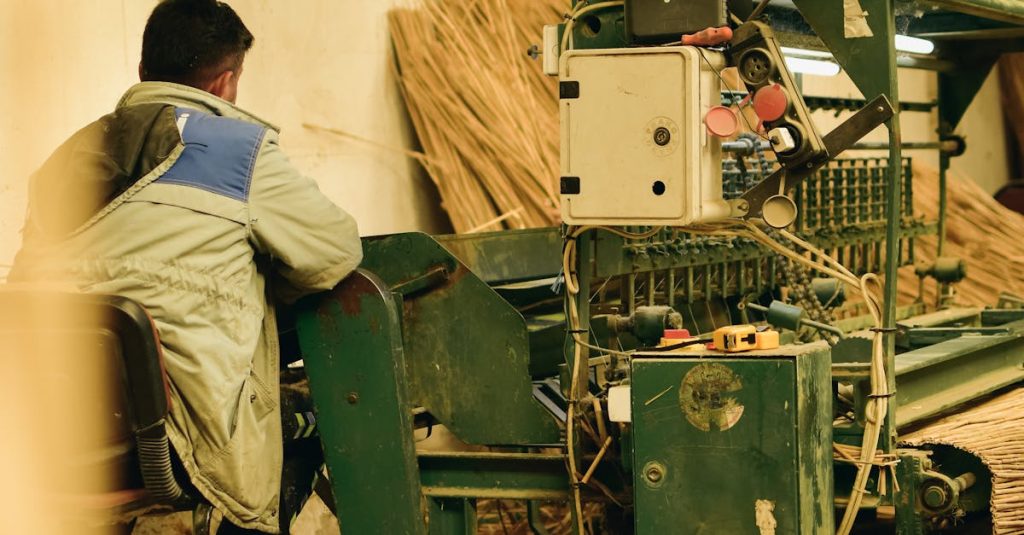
[873,0,903,457]
[577,233,592,399]
[667,269,676,308]
[937,150,950,256]
[427,498,478,535]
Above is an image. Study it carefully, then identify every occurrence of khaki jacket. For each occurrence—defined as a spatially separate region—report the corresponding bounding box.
[10,82,362,533]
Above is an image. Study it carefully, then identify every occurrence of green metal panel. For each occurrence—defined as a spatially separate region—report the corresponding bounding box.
[418,452,571,500]
[436,228,562,285]
[428,498,477,535]
[792,0,898,102]
[296,270,426,535]
[893,319,1024,427]
[631,345,833,534]
[894,451,929,535]
[938,61,997,131]
[360,233,560,445]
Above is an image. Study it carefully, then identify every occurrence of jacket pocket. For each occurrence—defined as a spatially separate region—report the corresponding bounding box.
[231,371,277,436]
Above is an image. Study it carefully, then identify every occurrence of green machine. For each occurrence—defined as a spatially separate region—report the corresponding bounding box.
[294,1,1024,533]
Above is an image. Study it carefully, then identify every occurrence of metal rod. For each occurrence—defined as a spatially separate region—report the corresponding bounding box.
[954,472,977,492]
[938,151,950,256]
[881,36,903,457]
[727,139,959,154]
[748,0,772,21]
[923,0,1024,25]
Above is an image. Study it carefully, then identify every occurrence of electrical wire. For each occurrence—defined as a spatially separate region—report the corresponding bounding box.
[559,1,625,54]
[562,224,661,534]
[565,221,887,534]
[686,220,887,535]
[694,47,771,142]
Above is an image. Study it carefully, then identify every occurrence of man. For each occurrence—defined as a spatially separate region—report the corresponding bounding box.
[9,1,362,533]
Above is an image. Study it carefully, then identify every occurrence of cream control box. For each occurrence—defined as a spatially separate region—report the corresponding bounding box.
[559,47,731,226]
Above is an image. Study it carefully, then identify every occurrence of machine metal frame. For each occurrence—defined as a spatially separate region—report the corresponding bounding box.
[295,1,1024,533]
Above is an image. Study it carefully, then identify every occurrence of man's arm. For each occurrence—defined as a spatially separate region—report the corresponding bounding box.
[247,131,363,303]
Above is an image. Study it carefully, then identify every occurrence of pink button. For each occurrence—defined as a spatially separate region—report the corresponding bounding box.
[705,106,739,138]
[753,84,789,122]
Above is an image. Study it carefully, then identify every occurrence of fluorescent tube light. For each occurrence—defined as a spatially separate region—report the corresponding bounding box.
[783,56,841,77]
[895,34,935,55]
[780,46,833,59]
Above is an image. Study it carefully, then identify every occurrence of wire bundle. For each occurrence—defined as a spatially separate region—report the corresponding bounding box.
[562,221,887,535]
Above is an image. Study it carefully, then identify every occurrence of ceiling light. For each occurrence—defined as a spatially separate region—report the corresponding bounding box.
[783,56,841,77]
[780,46,833,59]
[895,34,935,55]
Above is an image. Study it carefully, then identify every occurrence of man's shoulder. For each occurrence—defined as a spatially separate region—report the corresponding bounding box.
[155,107,270,203]
[173,107,268,139]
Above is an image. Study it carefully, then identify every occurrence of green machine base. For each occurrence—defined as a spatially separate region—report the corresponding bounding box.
[631,344,834,534]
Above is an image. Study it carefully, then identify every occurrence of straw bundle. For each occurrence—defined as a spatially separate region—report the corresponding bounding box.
[897,164,1024,306]
[388,0,564,233]
[1000,53,1024,177]
[903,388,1024,534]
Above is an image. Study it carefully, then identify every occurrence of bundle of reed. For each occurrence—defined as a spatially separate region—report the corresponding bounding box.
[388,0,565,233]
[1000,53,1024,176]
[895,163,1024,306]
[903,387,1024,534]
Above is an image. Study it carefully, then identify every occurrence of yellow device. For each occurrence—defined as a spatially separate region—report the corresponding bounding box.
[713,325,758,353]
[713,325,780,353]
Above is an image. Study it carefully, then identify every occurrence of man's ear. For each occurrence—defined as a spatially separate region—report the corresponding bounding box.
[205,70,236,100]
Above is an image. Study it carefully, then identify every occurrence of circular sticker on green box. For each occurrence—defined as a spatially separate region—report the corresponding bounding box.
[679,363,745,431]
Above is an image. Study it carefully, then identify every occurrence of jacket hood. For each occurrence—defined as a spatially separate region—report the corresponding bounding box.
[29,102,181,238]
[117,82,280,132]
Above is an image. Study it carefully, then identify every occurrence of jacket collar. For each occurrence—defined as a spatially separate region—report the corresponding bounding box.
[116,82,280,133]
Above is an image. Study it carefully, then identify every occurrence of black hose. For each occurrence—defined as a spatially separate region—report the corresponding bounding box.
[136,428,191,508]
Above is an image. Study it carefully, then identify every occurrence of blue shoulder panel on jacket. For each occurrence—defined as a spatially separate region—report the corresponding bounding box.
[156,107,268,202]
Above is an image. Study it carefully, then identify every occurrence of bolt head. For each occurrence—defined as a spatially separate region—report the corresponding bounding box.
[923,485,948,509]
[346,392,360,405]
[645,466,664,483]
[653,127,672,146]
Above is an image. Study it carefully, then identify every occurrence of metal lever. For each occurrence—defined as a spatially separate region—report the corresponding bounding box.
[732,94,896,227]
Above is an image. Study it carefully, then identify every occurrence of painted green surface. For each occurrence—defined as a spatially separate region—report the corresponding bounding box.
[418,452,570,500]
[360,233,560,445]
[436,228,562,285]
[938,63,997,131]
[924,0,1024,24]
[427,498,477,535]
[631,346,833,534]
[894,319,1024,427]
[296,270,426,535]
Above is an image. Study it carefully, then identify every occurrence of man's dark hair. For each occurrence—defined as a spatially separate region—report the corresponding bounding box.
[141,0,254,87]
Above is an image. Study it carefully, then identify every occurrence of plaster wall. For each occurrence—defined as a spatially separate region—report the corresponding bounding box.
[0,0,447,269]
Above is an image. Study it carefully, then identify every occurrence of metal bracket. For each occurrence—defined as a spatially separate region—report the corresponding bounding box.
[736,95,896,225]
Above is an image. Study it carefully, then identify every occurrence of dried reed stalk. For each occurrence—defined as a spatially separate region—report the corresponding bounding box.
[1000,53,1024,176]
[388,0,565,233]
[903,388,1024,534]
[897,163,1024,306]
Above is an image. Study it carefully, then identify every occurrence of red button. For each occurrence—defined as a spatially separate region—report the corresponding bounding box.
[664,329,692,339]
[704,106,739,138]
[753,84,789,122]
